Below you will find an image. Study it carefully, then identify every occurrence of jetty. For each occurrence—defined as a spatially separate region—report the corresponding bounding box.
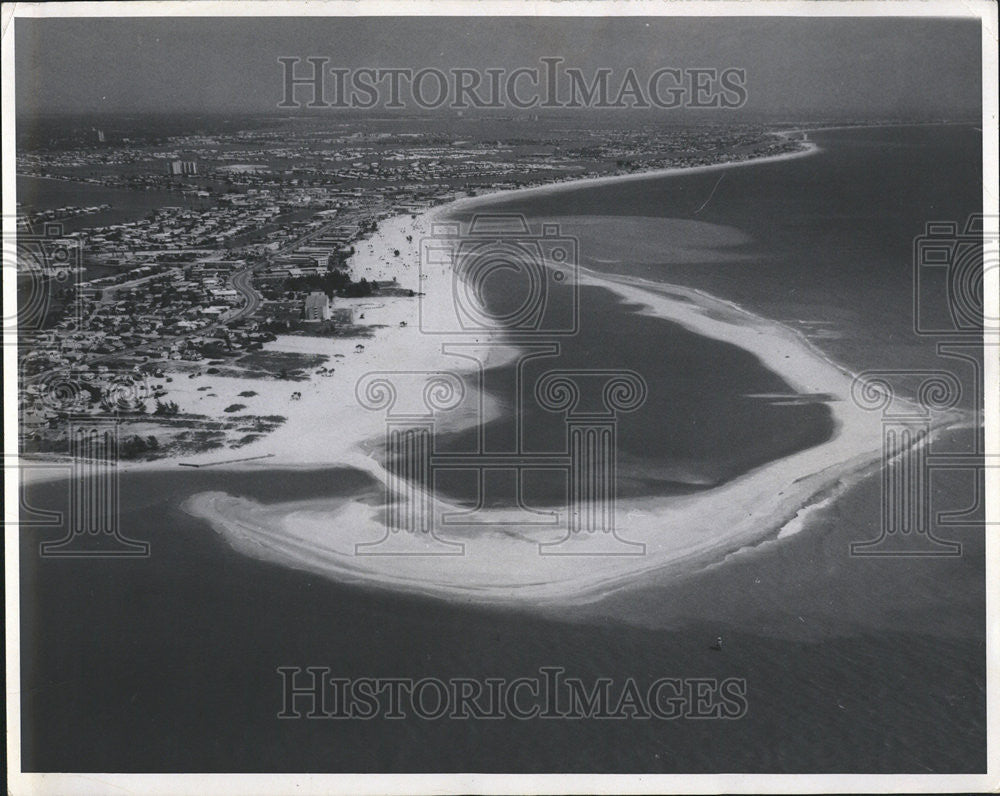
[178,453,274,468]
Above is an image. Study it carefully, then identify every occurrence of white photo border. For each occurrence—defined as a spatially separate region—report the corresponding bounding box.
[3,2,997,793]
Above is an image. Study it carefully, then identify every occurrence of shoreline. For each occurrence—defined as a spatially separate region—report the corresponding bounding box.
[174,133,974,605]
[19,135,975,606]
[18,198,516,485]
[441,141,820,215]
[17,139,822,483]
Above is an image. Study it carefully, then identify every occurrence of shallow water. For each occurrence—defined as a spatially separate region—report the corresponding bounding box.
[19,125,986,772]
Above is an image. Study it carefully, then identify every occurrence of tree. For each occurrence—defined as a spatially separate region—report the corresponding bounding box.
[154,399,179,416]
[120,435,149,459]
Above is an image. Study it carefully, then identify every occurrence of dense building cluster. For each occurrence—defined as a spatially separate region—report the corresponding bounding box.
[17,118,803,445]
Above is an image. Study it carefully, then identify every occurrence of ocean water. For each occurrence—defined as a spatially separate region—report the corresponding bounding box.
[19,457,985,773]
[473,125,983,395]
[419,281,834,506]
[19,125,985,772]
[17,174,214,232]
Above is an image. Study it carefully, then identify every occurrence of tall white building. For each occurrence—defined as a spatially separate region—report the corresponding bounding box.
[167,160,198,176]
[304,291,332,322]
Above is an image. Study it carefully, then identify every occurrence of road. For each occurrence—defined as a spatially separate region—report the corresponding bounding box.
[218,208,373,324]
[25,207,382,381]
[218,203,380,324]
[226,267,262,323]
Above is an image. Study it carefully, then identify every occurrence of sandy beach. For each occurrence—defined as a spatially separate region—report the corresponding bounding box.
[21,142,821,482]
[176,141,970,605]
[19,199,520,482]
[182,256,964,605]
[23,140,970,604]
[149,206,519,474]
[182,143,819,477]
[438,140,819,216]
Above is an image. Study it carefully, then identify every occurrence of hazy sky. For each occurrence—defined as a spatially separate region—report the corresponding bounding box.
[14,16,983,117]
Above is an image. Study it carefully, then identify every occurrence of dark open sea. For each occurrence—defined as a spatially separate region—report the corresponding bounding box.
[471,124,983,387]
[20,125,985,773]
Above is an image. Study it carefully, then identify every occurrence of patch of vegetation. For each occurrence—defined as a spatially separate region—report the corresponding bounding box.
[120,434,161,459]
[231,350,328,381]
[153,399,181,416]
[286,269,379,298]
[224,403,246,413]
[229,433,263,449]
[232,415,285,433]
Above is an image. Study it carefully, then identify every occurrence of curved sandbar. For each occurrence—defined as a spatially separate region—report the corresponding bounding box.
[180,141,967,605]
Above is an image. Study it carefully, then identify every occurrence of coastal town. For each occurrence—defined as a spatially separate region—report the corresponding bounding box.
[16,118,807,459]
[7,9,991,789]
